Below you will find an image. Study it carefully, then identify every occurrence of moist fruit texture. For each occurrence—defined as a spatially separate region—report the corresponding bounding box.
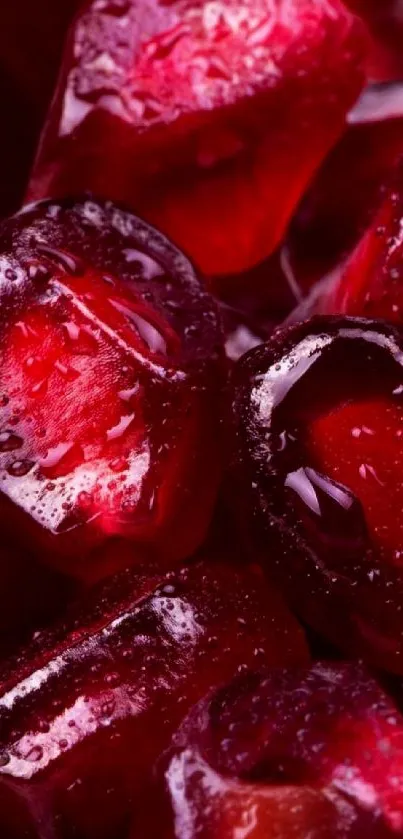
[317,166,403,322]
[345,0,403,81]
[230,316,403,672]
[0,559,308,839]
[285,82,403,294]
[0,197,224,582]
[27,0,366,279]
[140,662,403,838]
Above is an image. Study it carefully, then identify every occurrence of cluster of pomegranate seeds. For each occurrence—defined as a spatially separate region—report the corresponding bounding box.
[0,559,307,839]
[26,0,366,281]
[3,0,403,837]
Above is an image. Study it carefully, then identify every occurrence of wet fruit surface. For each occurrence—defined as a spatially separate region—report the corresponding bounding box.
[285,82,403,298]
[345,1,403,82]
[0,559,308,839]
[231,317,403,672]
[0,197,224,581]
[27,0,366,279]
[316,165,403,323]
[142,662,403,838]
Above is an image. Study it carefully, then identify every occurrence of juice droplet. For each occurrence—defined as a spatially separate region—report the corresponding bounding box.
[37,245,84,277]
[7,460,34,477]
[0,431,23,452]
[106,413,135,441]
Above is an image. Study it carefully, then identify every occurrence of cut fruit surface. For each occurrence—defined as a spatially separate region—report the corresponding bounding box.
[230,316,403,672]
[140,662,403,837]
[0,559,308,839]
[0,197,224,581]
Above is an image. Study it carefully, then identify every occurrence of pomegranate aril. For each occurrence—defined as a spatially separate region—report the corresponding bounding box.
[315,163,403,323]
[285,82,403,303]
[0,559,307,839]
[230,316,403,672]
[27,0,366,280]
[141,662,403,838]
[0,197,224,582]
[345,1,403,82]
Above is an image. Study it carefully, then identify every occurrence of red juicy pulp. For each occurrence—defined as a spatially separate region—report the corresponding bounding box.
[318,170,403,322]
[285,84,403,297]
[26,0,366,280]
[230,317,403,672]
[0,198,225,582]
[0,559,308,839]
[308,398,403,563]
[141,663,402,838]
[344,0,403,82]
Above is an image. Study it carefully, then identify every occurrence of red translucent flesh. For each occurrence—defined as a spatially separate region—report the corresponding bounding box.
[0,197,225,582]
[344,1,403,82]
[230,316,403,672]
[26,0,366,279]
[286,87,403,296]
[141,663,402,838]
[308,399,403,560]
[0,560,308,839]
[318,170,403,322]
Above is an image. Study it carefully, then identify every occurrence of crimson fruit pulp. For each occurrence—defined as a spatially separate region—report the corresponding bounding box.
[231,316,403,672]
[142,662,403,838]
[345,1,403,82]
[0,559,308,839]
[0,197,224,582]
[27,0,366,280]
[285,82,403,296]
[317,167,403,323]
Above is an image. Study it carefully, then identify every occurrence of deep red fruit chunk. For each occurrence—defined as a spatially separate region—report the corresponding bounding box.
[140,663,403,838]
[27,0,366,279]
[345,1,403,81]
[285,82,403,298]
[0,197,224,582]
[317,164,403,323]
[230,316,403,672]
[0,559,308,839]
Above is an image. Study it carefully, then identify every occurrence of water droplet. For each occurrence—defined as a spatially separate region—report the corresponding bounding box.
[109,299,167,354]
[0,430,23,452]
[37,245,84,277]
[62,322,99,356]
[5,268,17,281]
[106,413,135,441]
[122,249,164,280]
[78,491,92,508]
[24,745,43,763]
[28,263,50,283]
[101,698,116,717]
[118,385,139,402]
[105,672,120,686]
[54,360,80,380]
[110,456,128,472]
[7,459,34,477]
[30,379,48,398]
